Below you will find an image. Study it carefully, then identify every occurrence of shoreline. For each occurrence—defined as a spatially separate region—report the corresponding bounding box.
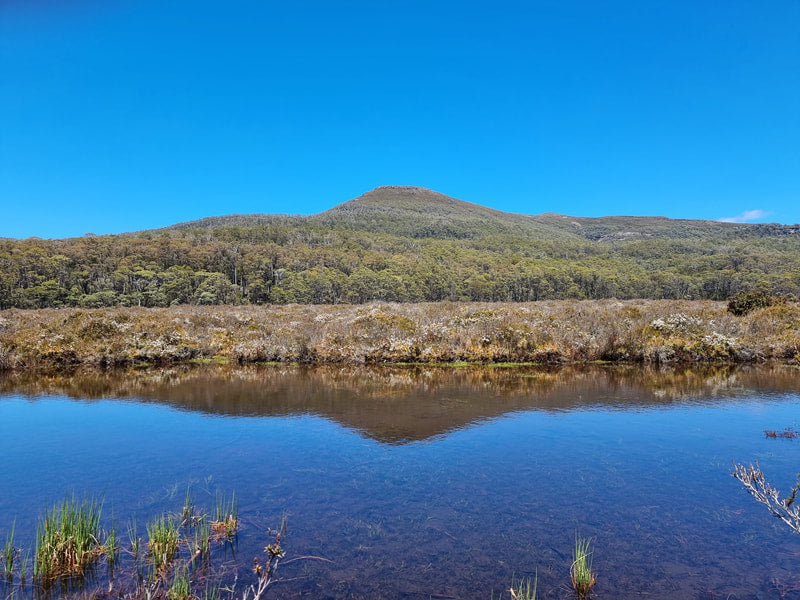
[1,299,798,371]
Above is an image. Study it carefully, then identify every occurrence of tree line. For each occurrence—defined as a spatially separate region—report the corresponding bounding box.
[1,225,799,309]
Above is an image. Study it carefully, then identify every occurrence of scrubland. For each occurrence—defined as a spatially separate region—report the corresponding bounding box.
[0,299,798,370]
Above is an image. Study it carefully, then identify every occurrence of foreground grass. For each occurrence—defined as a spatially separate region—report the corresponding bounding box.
[2,490,283,600]
[0,300,798,370]
[34,496,105,580]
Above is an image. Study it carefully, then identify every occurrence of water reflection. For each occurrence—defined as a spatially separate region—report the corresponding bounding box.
[2,364,800,599]
[1,363,798,444]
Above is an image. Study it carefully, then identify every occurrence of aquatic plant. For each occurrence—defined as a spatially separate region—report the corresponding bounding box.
[764,428,800,439]
[128,518,141,560]
[212,492,239,538]
[193,520,211,559]
[732,461,800,535]
[247,519,287,600]
[34,495,104,580]
[168,564,191,600]
[509,573,538,600]
[105,524,118,568]
[570,536,596,599]
[182,486,202,529]
[19,552,28,582]
[2,521,15,578]
[203,580,221,600]
[147,514,180,571]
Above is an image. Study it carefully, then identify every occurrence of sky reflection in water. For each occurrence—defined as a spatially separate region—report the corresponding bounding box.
[1,364,799,599]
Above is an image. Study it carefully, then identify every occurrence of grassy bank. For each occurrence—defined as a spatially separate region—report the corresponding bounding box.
[0,300,798,370]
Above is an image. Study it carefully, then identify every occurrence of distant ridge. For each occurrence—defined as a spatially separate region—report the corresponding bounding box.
[159,185,798,242]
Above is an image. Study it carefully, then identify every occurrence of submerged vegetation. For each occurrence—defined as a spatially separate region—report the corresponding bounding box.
[0,299,799,370]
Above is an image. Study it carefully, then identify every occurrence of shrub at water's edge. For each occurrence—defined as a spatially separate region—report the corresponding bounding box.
[0,300,798,370]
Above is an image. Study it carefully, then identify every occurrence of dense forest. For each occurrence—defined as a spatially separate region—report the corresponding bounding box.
[2,186,799,309]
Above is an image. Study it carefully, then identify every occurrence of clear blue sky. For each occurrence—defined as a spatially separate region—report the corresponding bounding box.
[1,0,798,239]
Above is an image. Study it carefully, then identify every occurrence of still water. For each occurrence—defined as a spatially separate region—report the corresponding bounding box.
[1,364,799,599]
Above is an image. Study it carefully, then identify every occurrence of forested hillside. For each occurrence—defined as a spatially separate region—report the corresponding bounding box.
[1,186,799,309]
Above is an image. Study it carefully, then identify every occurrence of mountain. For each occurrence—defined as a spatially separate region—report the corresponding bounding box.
[312,185,575,240]
[161,185,799,242]
[2,185,800,309]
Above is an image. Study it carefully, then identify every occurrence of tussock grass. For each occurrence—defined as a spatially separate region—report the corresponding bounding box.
[168,564,191,600]
[34,495,104,580]
[211,492,238,539]
[147,515,180,572]
[570,536,596,599]
[3,488,252,600]
[2,521,15,578]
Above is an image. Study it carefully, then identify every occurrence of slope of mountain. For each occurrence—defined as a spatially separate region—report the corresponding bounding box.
[312,185,577,240]
[159,185,799,242]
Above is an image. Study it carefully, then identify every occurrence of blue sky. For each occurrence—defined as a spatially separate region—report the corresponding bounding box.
[1,0,798,239]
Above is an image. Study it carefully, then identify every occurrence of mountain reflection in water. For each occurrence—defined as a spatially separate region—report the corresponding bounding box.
[1,363,797,444]
[2,364,800,600]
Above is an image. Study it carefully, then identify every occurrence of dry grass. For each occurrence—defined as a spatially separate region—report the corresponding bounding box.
[0,300,798,370]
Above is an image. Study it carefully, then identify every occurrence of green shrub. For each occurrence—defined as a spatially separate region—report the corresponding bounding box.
[727,290,784,316]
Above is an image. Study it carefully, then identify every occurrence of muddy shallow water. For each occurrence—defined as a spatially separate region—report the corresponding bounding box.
[1,364,799,599]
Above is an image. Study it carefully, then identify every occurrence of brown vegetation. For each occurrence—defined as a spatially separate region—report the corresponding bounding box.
[0,299,798,370]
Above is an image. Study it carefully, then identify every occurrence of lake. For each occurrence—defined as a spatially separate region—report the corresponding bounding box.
[1,364,799,599]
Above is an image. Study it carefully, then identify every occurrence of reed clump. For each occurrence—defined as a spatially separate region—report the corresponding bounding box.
[168,564,191,600]
[2,522,15,578]
[147,514,180,572]
[509,573,537,600]
[3,487,267,600]
[33,495,105,580]
[211,492,239,539]
[570,536,596,599]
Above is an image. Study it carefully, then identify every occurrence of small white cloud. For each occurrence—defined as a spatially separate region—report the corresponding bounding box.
[718,209,771,223]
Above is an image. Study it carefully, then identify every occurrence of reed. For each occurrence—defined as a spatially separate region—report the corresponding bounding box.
[194,520,211,558]
[203,581,220,600]
[168,564,191,600]
[182,486,198,528]
[2,521,15,578]
[147,514,180,572]
[211,492,239,538]
[128,518,140,560]
[105,524,118,568]
[34,495,104,580]
[509,573,537,600]
[570,536,596,599]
